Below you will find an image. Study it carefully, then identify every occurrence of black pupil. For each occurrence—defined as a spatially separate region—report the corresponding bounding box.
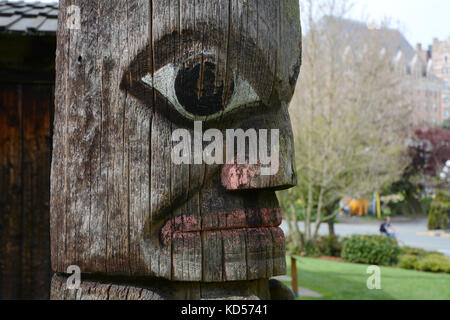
[175,62,234,116]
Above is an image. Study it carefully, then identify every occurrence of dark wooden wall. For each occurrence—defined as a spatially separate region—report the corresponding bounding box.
[0,83,53,299]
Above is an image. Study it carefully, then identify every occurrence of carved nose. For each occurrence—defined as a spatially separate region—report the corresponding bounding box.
[220,106,297,191]
[175,61,234,116]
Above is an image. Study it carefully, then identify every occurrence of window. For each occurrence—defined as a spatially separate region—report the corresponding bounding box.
[445,80,449,89]
[446,97,450,104]
[446,109,450,118]
[446,56,449,63]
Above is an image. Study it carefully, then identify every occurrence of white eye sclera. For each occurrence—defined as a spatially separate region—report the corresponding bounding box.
[141,62,260,121]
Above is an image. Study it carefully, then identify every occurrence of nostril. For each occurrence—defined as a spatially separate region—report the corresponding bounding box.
[175,61,234,116]
[221,163,259,190]
[221,161,297,192]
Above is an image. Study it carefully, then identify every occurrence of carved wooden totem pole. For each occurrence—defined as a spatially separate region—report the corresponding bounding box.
[50,0,301,300]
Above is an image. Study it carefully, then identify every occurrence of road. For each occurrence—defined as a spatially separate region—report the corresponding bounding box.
[280,216,450,257]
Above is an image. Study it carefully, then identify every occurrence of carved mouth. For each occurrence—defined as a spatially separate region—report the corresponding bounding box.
[160,208,282,246]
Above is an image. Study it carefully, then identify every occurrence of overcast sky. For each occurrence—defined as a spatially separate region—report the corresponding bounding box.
[350,0,450,47]
[15,0,450,48]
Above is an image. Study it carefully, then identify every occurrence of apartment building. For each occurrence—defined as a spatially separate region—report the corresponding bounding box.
[417,38,450,123]
[397,48,443,127]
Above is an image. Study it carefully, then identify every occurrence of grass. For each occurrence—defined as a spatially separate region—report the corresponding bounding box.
[282,256,450,300]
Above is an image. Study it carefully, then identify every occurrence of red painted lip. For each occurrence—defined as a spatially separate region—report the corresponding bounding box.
[160,208,282,246]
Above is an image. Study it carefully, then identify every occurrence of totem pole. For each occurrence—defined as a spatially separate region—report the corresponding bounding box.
[50,0,301,300]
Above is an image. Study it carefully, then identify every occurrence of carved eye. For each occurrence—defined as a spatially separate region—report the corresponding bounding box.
[141,53,260,121]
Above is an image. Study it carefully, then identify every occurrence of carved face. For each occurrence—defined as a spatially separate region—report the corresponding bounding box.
[120,0,301,282]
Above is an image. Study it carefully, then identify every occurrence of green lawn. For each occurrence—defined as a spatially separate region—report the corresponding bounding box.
[283,257,450,300]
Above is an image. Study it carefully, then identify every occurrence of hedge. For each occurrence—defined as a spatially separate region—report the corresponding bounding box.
[398,248,450,273]
[398,254,419,270]
[415,254,450,273]
[341,235,400,266]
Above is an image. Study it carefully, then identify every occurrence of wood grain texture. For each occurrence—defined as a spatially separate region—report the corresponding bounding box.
[51,0,301,294]
[50,273,270,300]
[0,84,53,299]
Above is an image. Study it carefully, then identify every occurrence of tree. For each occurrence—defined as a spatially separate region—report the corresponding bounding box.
[442,118,450,131]
[411,128,450,177]
[280,0,410,250]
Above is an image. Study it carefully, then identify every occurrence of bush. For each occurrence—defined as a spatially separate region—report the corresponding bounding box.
[341,235,400,266]
[315,235,342,257]
[420,197,433,216]
[428,192,450,230]
[400,246,427,257]
[397,248,450,273]
[400,246,443,257]
[382,208,392,216]
[428,201,448,230]
[298,235,342,258]
[398,254,419,270]
[415,254,450,273]
[303,240,317,257]
[387,196,426,216]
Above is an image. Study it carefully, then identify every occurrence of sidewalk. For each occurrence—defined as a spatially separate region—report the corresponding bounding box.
[281,216,450,257]
[416,231,450,238]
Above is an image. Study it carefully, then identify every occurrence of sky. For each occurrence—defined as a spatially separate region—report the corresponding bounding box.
[13,0,450,49]
[350,0,450,48]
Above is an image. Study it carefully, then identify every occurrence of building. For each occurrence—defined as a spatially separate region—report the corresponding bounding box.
[431,38,450,122]
[0,0,57,300]
[397,48,443,127]
[335,18,444,127]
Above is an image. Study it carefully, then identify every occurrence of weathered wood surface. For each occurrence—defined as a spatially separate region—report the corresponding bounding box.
[0,84,53,299]
[50,273,270,300]
[51,0,301,296]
